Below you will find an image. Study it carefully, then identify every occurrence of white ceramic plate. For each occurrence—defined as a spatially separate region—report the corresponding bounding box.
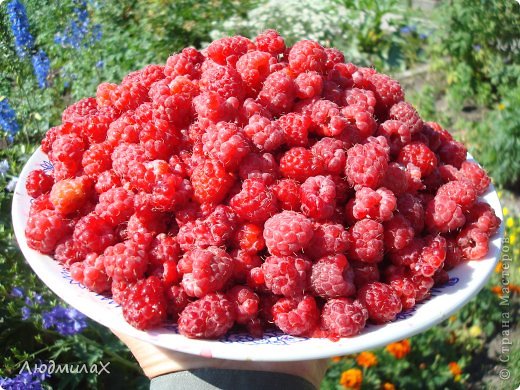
[12,148,504,361]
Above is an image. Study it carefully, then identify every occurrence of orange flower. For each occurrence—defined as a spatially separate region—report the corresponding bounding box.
[495,261,503,273]
[340,368,363,389]
[331,356,342,362]
[490,286,502,296]
[382,383,396,390]
[356,351,378,368]
[386,339,411,359]
[448,362,462,376]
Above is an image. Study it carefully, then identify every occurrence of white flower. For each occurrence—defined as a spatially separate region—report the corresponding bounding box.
[6,177,18,192]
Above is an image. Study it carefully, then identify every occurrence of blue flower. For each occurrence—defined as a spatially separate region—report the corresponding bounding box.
[95,60,104,69]
[31,50,50,89]
[1,361,51,389]
[21,306,31,320]
[54,1,102,50]
[7,0,35,59]
[473,44,482,52]
[10,286,24,298]
[42,306,88,336]
[0,160,9,177]
[400,25,416,34]
[0,98,20,136]
[6,177,19,192]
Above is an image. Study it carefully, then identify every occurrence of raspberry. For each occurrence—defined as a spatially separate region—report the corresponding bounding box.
[139,118,180,161]
[306,222,349,260]
[50,133,85,172]
[320,298,368,337]
[238,152,279,185]
[257,70,296,115]
[54,237,87,268]
[357,71,404,116]
[288,40,327,74]
[238,98,273,124]
[351,261,380,288]
[62,97,98,123]
[149,173,192,212]
[345,136,389,189]
[243,114,285,152]
[73,213,117,254]
[425,195,466,233]
[277,112,312,147]
[26,169,54,198]
[348,219,384,263]
[396,194,424,234]
[341,105,377,139]
[111,143,148,178]
[165,284,190,320]
[300,175,336,220]
[25,210,73,254]
[262,255,311,296]
[94,187,135,225]
[271,179,301,211]
[389,101,423,135]
[456,226,489,260]
[102,80,149,112]
[106,111,140,145]
[324,48,345,70]
[202,122,250,170]
[207,35,253,66]
[384,214,415,253]
[438,140,467,168]
[123,64,166,89]
[122,276,167,330]
[29,193,54,216]
[308,99,348,137]
[294,71,323,99]
[149,79,192,128]
[149,233,181,267]
[377,120,411,156]
[272,295,319,336]
[255,29,286,56]
[70,253,111,294]
[82,142,113,179]
[178,293,236,339]
[346,186,396,222]
[236,50,274,94]
[358,282,402,323]
[232,223,265,253]
[437,180,477,211]
[50,176,92,216]
[412,235,447,277]
[310,254,355,298]
[457,161,491,195]
[200,63,245,101]
[103,240,148,282]
[389,237,423,267]
[193,92,235,123]
[397,142,437,177]
[444,237,463,270]
[227,285,259,324]
[94,170,121,194]
[96,82,117,107]
[343,88,377,114]
[263,211,313,256]
[230,178,278,223]
[466,202,501,236]
[164,47,204,79]
[279,147,323,182]
[385,270,416,310]
[311,137,346,175]
[232,249,262,283]
[191,159,235,205]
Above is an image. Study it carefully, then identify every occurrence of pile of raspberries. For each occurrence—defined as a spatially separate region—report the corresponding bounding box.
[24,30,501,340]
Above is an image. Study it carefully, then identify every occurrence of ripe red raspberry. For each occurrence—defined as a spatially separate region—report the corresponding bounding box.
[261,255,311,296]
[438,140,467,168]
[62,97,98,123]
[457,161,491,195]
[346,186,396,222]
[103,240,148,282]
[257,70,296,115]
[139,118,180,161]
[230,178,278,223]
[123,64,166,88]
[236,50,274,94]
[385,270,416,310]
[412,235,447,277]
[148,233,180,266]
[377,120,411,156]
[29,193,54,216]
[193,92,235,123]
[348,219,384,263]
[94,187,135,226]
[54,237,87,268]
[238,98,273,124]
[263,211,313,256]
[227,285,260,324]
[255,29,286,56]
[351,261,380,288]
[82,142,113,178]
[356,71,404,116]
[396,193,424,233]
[50,176,92,215]
[232,249,262,283]
[307,99,348,137]
[50,133,86,170]
[70,253,111,294]
[73,213,117,254]
[397,142,437,177]
[122,276,167,330]
[95,170,121,194]
[124,209,168,246]
[466,202,501,236]
[324,47,345,70]
[320,298,368,337]
[345,136,389,189]
[358,282,402,323]
[149,79,192,128]
[389,101,423,134]
[272,295,319,336]
[232,223,265,253]
[25,210,73,254]
[191,159,235,205]
[104,81,149,112]
[200,63,245,101]
[277,112,312,147]
[164,47,204,79]
[300,175,336,220]
[294,71,323,99]
[311,137,346,175]
[456,226,489,260]
[271,179,301,211]
[111,143,148,178]
[106,111,140,145]
[343,88,377,114]
[306,222,349,260]
[243,114,285,152]
[207,35,253,66]
[202,122,250,170]
[341,105,377,140]
[238,152,279,185]
[425,195,466,233]
[279,147,323,182]
[444,237,463,270]
[437,180,477,211]
[310,254,355,298]
[288,40,327,74]
[26,169,54,198]
[384,214,415,253]
[178,246,233,298]
[178,292,236,339]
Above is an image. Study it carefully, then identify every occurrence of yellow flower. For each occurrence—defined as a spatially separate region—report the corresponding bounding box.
[386,339,411,359]
[511,234,517,245]
[449,315,457,322]
[448,362,462,376]
[495,261,503,273]
[469,325,482,337]
[382,383,396,390]
[498,103,506,111]
[356,351,378,368]
[506,217,515,228]
[455,374,462,382]
[340,368,363,389]
[502,206,509,216]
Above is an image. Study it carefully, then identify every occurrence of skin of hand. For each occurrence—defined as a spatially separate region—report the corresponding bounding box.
[112,329,328,389]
